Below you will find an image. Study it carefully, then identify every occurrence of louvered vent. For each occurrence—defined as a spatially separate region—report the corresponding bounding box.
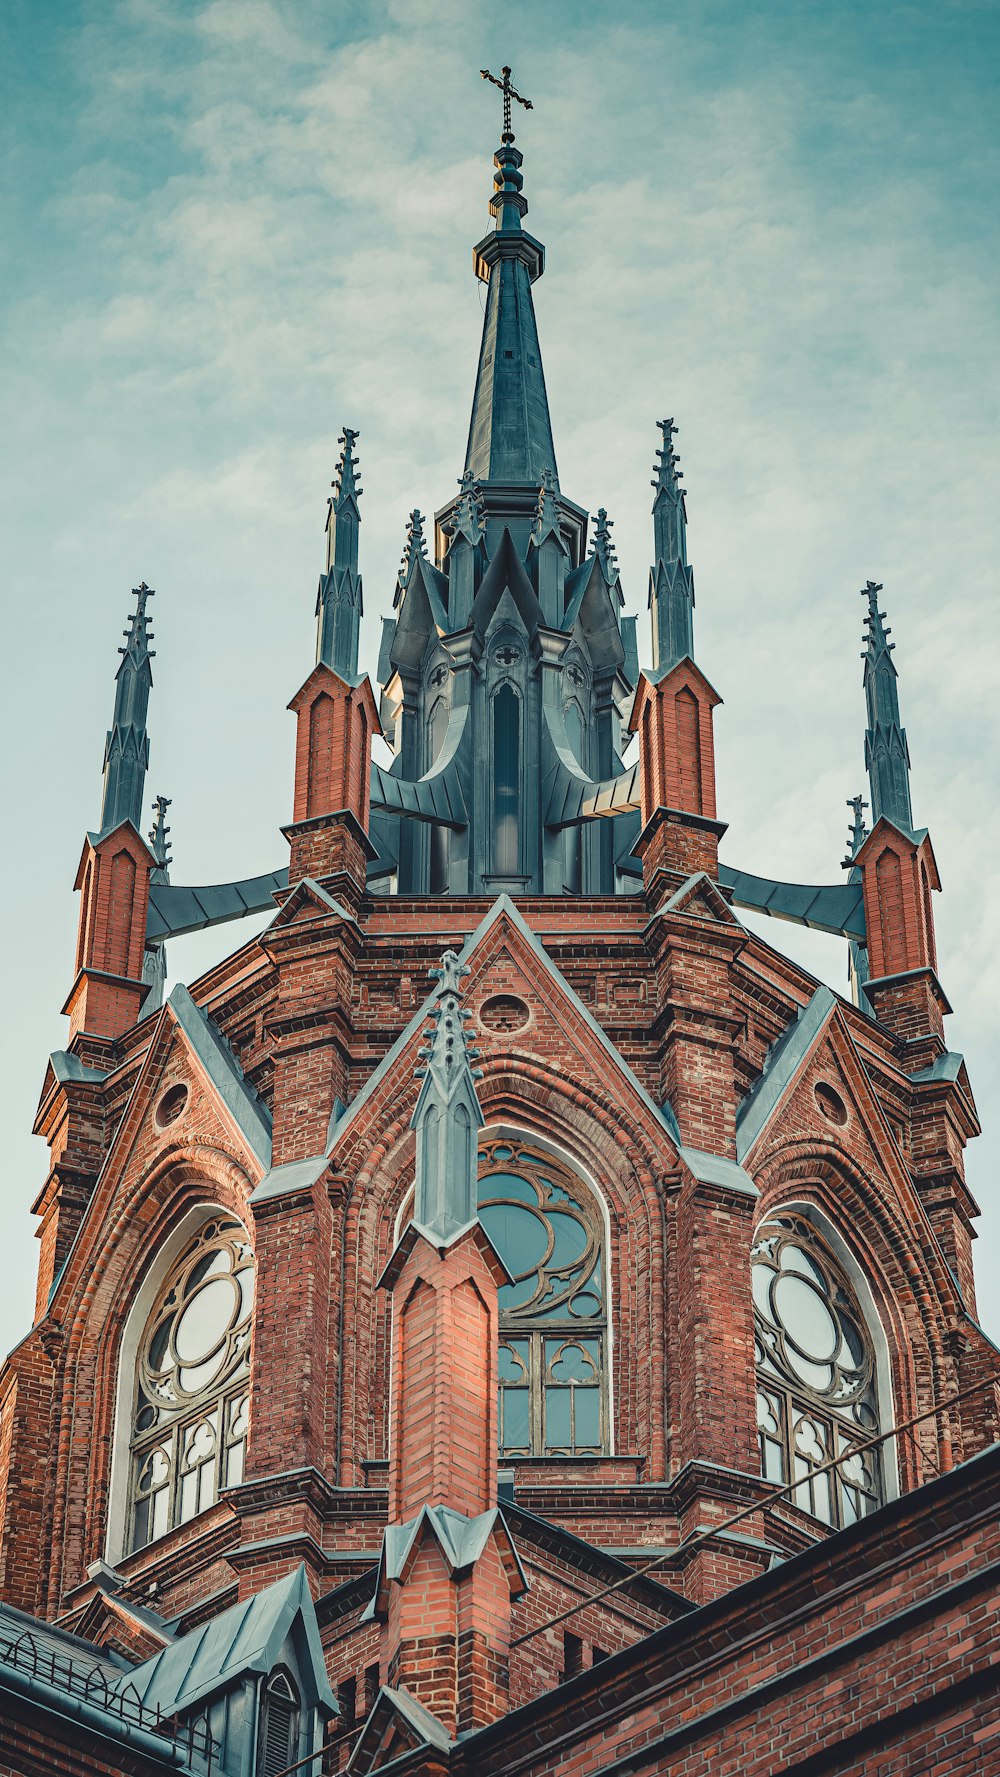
[259,1679,297,1777]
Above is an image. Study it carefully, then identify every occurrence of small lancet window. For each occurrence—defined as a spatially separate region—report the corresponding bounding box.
[492,684,521,876]
[478,1138,608,1458]
[127,1218,254,1553]
[752,1212,884,1528]
[259,1670,300,1777]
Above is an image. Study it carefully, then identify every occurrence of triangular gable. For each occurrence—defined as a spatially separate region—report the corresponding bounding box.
[166,986,272,1170]
[561,554,626,671]
[347,1684,453,1773]
[390,556,449,672]
[653,871,743,928]
[738,997,962,1298]
[267,876,359,932]
[115,1563,335,1718]
[47,986,273,1314]
[737,986,837,1162]
[73,1581,174,1661]
[329,896,680,1168]
[471,527,545,638]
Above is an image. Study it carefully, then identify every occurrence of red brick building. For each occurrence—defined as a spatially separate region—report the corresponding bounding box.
[1,82,997,1777]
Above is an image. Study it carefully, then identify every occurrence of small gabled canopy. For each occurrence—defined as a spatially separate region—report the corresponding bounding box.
[347,1682,453,1772]
[389,553,450,673]
[736,985,838,1163]
[112,1564,335,1719]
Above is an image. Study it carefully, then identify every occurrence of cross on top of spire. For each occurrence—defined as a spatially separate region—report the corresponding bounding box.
[480,64,533,141]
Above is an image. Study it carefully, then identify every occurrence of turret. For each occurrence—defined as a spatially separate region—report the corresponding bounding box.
[316,428,363,679]
[65,585,159,1043]
[851,585,944,1050]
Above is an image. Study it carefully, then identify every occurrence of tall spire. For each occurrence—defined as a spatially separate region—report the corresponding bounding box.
[861,580,913,831]
[100,582,154,835]
[648,419,695,671]
[465,67,558,487]
[316,427,363,678]
[411,950,485,1244]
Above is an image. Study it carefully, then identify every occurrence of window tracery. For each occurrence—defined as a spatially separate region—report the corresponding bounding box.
[477,1138,608,1458]
[127,1218,254,1552]
[752,1211,884,1527]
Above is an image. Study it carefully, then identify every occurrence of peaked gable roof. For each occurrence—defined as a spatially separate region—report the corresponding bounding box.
[167,985,272,1170]
[115,1564,335,1718]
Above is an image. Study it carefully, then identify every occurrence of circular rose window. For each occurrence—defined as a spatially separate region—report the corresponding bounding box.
[814,1082,848,1127]
[479,995,530,1034]
[155,1084,189,1129]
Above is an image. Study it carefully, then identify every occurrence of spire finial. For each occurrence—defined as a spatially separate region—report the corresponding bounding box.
[860,578,913,832]
[317,426,363,676]
[411,948,486,1244]
[394,510,429,608]
[648,418,695,671]
[447,473,486,548]
[480,63,533,143]
[843,792,869,866]
[149,794,172,873]
[100,581,155,835]
[590,507,619,580]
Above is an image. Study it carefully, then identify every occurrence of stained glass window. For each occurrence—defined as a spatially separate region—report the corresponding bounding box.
[478,1138,608,1458]
[127,1218,254,1552]
[492,686,521,876]
[752,1212,884,1527]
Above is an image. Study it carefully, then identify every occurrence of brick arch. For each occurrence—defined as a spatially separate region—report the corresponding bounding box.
[335,1057,677,1486]
[43,1143,257,1614]
[751,1141,960,1486]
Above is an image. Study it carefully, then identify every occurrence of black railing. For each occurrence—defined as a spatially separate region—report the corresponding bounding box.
[0,1627,216,1767]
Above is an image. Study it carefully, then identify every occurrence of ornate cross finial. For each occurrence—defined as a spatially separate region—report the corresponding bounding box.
[481,63,533,141]
[149,794,172,870]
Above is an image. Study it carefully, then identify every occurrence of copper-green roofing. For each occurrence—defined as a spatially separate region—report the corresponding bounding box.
[112,1565,335,1719]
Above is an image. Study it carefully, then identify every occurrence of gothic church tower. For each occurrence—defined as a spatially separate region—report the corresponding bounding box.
[0,68,996,1777]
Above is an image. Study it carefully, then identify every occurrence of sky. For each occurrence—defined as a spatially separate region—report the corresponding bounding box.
[0,0,998,1358]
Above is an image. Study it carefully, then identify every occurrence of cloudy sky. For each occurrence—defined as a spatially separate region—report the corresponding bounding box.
[1,0,998,1356]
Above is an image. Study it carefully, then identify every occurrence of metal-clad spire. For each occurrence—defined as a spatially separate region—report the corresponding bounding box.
[100,582,154,835]
[648,420,695,670]
[465,71,558,487]
[411,950,485,1244]
[861,580,913,831]
[317,427,363,677]
[590,509,618,580]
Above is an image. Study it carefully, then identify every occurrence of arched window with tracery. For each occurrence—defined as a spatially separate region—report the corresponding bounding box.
[127,1217,254,1552]
[752,1211,884,1527]
[477,1137,608,1458]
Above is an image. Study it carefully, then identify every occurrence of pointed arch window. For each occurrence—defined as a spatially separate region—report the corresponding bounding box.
[492,684,521,876]
[259,1670,300,1777]
[477,1138,608,1457]
[127,1218,253,1552]
[752,1212,884,1527]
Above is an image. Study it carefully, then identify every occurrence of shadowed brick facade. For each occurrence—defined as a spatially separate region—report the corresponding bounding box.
[1,79,997,1777]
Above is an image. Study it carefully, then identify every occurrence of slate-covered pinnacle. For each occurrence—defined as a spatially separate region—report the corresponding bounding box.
[411,949,486,1245]
[649,419,695,672]
[447,473,486,550]
[530,468,564,551]
[149,794,173,879]
[590,509,619,580]
[143,793,172,1015]
[861,580,913,832]
[394,509,429,609]
[843,793,869,867]
[100,582,155,837]
[317,427,363,677]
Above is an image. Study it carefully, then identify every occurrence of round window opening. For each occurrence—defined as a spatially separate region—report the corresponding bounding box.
[155,1084,189,1130]
[480,995,530,1034]
[814,1082,848,1127]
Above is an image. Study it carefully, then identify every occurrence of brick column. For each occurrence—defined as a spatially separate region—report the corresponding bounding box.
[63,822,155,1041]
[630,662,726,898]
[285,664,380,903]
